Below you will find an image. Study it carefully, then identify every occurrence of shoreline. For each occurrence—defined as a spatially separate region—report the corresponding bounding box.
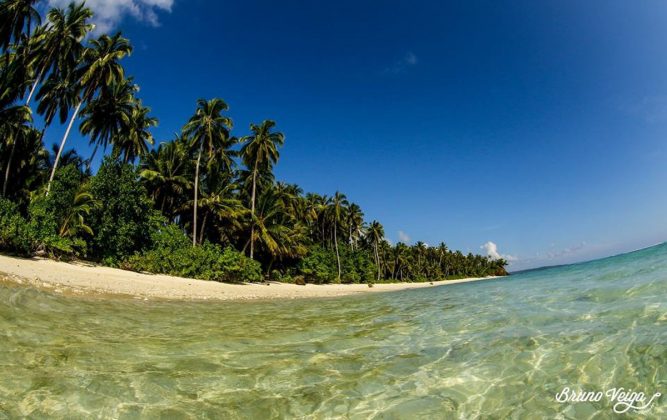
[0,254,501,301]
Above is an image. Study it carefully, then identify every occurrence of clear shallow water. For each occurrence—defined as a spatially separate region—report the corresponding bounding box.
[0,245,665,418]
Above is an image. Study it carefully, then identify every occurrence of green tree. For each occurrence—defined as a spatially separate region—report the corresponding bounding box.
[88,157,153,264]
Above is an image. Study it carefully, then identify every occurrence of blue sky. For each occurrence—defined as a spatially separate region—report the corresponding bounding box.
[41,0,667,270]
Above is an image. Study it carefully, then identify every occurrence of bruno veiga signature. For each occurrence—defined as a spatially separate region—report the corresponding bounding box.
[555,387,661,414]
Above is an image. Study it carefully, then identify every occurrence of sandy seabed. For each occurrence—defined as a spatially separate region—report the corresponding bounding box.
[0,254,499,301]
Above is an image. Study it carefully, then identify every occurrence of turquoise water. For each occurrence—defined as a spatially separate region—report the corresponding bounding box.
[0,245,666,418]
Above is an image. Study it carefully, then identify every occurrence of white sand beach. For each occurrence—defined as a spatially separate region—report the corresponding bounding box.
[0,254,500,301]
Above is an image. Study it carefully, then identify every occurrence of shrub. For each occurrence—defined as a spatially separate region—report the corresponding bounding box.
[340,247,376,284]
[123,221,262,283]
[26,196,86,257]
[88,158,154,264]
[297,246,337,284]
[297,245,377,284]
[0,164,89,258]
[0,198,31,254]
[23,165,90,257]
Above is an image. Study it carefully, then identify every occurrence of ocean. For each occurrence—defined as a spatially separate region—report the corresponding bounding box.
[1,244,665,418]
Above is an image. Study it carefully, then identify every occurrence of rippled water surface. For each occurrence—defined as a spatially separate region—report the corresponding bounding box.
[1,245,666,418]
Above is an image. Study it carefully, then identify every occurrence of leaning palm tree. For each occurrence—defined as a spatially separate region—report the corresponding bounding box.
[182,98,234,246]
[0,0,40,50]
[113,102,157,164]
[240,120,284,259]
[328,191,349,280]
[46,32,132,195]
[366,220,385,281]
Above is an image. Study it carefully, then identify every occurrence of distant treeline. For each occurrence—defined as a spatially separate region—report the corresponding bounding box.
[0,0,508,283]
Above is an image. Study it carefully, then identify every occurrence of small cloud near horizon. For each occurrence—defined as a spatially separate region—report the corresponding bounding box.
[47,0,174,33]
[385,52,418,74]
[481,241,517,262]
[398,230,411,243]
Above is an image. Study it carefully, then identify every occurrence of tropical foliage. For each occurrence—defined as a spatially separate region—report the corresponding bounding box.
[0,0,508,283]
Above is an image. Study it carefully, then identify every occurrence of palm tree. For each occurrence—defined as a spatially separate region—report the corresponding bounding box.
[139,138,192,218]
[346,203,364,250]
[184,168,246,245]
[0,40,31,104]
[80,77,136,164]
[240,120,284,259]
[47,32,132,195]
[182,98,234,246]
[436,242,448,278]
[113,102,157,163]
[393,242,408,281]
[36,70,79,127]
[250,187,307,271]
[328,191,349,280]
[366,220,385,281]
[2,125,46,202]
[0,0,40,50]
[1,103,31,196]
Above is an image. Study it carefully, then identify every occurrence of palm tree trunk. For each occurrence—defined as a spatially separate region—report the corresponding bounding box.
[267,256,275,277]
[320,219,325,247]
[47,101,82,196]
[199,211,208,244]
[86,142,101,172]
[2,138,17,197]
[249,161,258,259]
[375,242,380,281]
[25,70,43,107]
[193,143,203,246]
[334,226,341,280]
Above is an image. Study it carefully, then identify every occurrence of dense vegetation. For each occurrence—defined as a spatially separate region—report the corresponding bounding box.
[0,0,508,283]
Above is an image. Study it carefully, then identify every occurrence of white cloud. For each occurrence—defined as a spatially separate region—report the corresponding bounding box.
[398,230,411,243]
[385,51,418,74]
[481,241,517,262]
[47,0,174,33]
